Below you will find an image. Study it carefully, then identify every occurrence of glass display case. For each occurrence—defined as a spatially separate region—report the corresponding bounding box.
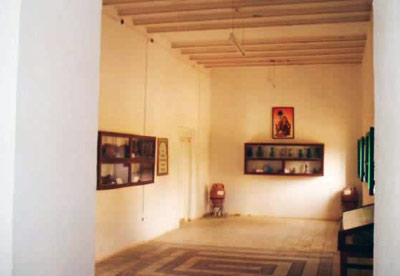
[97,131,156,190]
[244,143,324,176]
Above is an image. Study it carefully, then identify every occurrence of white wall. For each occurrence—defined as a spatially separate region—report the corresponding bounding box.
[210,65,362,220]
[0,0,21,275]
[96,15,211,261]
[361,22,375,134]
[374,1,400,275]
[12,1,102,276]
[360,21,375,206]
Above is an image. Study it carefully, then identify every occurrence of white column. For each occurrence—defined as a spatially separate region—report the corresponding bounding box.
[0,0,21,275]
[12,0,102,275]
[374,1,400,275]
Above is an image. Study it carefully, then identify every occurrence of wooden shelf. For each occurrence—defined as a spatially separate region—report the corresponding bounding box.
[102,157,155,164]
[244,142,324,177]
[97,180,154,190]
[247,158,322,161]
[245,172,324,177]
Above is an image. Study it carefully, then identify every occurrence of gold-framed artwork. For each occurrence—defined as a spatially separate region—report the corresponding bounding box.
[272,107,295,139]
[157,138,169,176]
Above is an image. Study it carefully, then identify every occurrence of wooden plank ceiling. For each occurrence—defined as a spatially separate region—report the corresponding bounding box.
[103,0,372,68]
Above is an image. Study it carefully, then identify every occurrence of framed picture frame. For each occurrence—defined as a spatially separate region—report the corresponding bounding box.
[157,138,169,176]
[272,107,294,139]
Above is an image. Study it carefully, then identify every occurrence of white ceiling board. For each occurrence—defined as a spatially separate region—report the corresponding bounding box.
[102,0,371,67]
[159,21,368,46]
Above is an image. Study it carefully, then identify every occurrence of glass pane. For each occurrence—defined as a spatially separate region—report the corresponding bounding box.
[140,163,154,182]
[101,136,129,159]
[284,146,322,159]
[138,139,154,158]
[131,163,141,183]
[284,160,322,175]
[130,163,154,183]
[271,146,290,158]
[312,146,323,159]
[245,160,282,174]
[246,145,266,159]
[101,163,129,185]
[131,137,139,158]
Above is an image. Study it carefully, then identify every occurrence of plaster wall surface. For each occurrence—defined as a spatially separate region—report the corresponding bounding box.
[373,1,400,275]
[361,21,375,206]
[12,0,102,275]
[96,15,211,261]
[210,65,363,220]
[0,0,21,275]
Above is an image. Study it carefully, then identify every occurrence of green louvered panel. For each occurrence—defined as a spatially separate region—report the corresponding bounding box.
[357,127,375,196]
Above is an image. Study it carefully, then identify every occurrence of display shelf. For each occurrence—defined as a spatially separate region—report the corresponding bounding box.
[97,131,156,190]
[101,157,155,164]
[246,158,322,161]
[244,143,324,176]
[246,172,324,177]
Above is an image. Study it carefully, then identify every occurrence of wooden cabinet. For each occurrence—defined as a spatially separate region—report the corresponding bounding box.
[338,204,374,275]
[97,131,156,190]
[244,143,324,176]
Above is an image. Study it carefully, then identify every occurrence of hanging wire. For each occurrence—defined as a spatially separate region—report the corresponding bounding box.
[143,39,149,136]
[231,0,234,34]
[142,38,150,222]
[272,62,276,88]
[103,12,205,72]
[267,62,277,89]
[241,26,245,46]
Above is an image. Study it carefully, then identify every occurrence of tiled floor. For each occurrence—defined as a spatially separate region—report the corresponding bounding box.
[96,216,372,276]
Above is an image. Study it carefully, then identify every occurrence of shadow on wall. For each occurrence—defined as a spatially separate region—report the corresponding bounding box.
[204,184,210,214]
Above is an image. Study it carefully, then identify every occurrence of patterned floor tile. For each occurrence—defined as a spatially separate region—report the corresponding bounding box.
[110,242,337,276]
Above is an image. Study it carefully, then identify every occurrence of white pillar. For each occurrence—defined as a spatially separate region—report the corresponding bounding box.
[374,1,400,275]
[0,0,21,275]
[11,0,102,275]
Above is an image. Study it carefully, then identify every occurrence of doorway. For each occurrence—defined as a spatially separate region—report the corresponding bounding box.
[178,127,194,222]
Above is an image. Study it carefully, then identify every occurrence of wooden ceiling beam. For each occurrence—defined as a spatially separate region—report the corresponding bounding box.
[181,40,366,54]
[118,0,368,16]
[146,12,370,33]
[204,59,362,68]
[104,0,171,5]
[133,2,371,25]
[172,34,366,48]
[189,47,365,60]
[196,54,363,64]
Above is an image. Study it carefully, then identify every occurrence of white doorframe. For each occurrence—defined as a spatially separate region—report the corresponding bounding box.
[179,127,195,221]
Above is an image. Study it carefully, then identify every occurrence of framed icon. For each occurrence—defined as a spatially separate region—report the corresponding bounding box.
[272,107,294,139]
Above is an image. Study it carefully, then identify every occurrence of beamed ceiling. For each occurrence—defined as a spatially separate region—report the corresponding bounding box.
[103,0,372,68]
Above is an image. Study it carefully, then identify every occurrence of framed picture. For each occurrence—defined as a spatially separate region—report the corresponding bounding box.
[272,107,294,139]
[157,138,169,176]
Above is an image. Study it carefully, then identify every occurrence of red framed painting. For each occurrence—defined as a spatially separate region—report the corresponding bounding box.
[272,107,294,139]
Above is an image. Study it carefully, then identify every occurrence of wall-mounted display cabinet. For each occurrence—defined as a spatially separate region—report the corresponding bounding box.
[97,131,156,190]
[244,143,324,176]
